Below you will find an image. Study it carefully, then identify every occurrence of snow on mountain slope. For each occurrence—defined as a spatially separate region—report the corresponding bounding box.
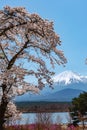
[53,70,87,85]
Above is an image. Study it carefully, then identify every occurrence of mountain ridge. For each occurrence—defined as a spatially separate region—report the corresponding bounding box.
[15,70,87,102]
[15,88,84,102]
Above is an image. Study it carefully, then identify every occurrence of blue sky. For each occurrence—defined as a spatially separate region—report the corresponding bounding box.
[0,0,87,75]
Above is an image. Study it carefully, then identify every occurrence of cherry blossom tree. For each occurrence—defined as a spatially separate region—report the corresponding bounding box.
[0,6,67,129]
[5,102,21,126]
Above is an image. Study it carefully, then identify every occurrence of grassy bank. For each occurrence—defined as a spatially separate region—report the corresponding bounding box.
[4,124,86,130]
[5,124,64,130]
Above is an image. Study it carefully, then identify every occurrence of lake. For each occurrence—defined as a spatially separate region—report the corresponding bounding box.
[16,112,71,125]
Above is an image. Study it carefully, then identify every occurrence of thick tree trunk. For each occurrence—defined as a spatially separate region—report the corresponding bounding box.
[0,92,8,130]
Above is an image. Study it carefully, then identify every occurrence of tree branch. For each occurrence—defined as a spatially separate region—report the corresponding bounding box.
[0,21,27,37]
[7,39,29,70]
[0,44,9,63]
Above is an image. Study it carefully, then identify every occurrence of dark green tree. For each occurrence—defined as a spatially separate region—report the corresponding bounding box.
[69,92,87,130]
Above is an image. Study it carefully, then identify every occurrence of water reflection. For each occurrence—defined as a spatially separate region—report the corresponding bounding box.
[17,112,70,125]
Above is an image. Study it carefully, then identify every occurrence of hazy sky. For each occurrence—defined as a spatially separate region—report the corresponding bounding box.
[0,0,87,75]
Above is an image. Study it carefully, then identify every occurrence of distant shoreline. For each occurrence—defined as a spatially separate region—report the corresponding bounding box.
[15,101,72,113]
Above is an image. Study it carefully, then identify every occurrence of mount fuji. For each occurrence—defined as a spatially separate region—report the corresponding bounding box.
[53,70,87,85]
[52,70,87,92]
[15,70,87,102]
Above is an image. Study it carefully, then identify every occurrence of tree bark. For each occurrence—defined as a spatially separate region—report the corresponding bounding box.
[0,85,9,130]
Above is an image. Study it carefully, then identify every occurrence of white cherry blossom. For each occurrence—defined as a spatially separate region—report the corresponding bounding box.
[0,6,67,129]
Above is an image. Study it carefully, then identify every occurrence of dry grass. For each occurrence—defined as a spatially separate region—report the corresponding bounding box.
[5,124,66,130]
[4,124,87,130]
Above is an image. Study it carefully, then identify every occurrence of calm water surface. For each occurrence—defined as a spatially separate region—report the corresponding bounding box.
[17,112,70,124]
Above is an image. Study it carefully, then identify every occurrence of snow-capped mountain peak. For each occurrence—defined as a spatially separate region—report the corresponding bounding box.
[53,70,86,85]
